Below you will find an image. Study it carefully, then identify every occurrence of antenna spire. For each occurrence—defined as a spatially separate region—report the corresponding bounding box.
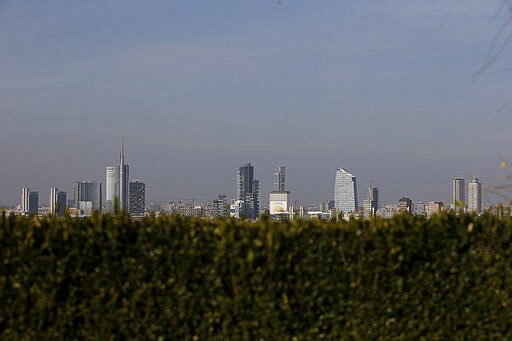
[120,136,124,164]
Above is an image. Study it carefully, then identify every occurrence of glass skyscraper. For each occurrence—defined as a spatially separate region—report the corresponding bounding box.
[73,181,102,211]
[237,163,260,219]
[334,168,358,217]
[50,187,67,217]
[21,187,38,214]
[105,141,129,213]
[452,177,465,212]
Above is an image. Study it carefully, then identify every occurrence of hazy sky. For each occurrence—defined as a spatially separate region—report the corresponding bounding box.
[2,0,512,206]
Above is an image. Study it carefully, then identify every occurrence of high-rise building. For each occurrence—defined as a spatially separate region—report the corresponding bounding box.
[73,181,102,212]
[119,141,129,211]
[212,194,228,218]
[273,166,285,191]
[56,191,67,217]
[105,166,119,213]
[334,168,358,217]
[270,166,290,217]
[105,141,129,213]
[129,180,145,216]
[28,191,38,214]
[416,202,426,216]
[50,187,57,215]
[50,188,67,217]
[453,177,465,212]
[398,197,413,213]
[21,187,30,213]
[363,185,379,218]
[21,187,38,214]
[468,177,482,214]
[237,163,260,219]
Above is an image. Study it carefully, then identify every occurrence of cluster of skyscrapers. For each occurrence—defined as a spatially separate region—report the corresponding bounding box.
[17,153,485,220]
[452,177,482,214]
[20,142,145,217]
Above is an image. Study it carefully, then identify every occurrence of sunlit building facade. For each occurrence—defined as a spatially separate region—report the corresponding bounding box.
[334,168,358,216]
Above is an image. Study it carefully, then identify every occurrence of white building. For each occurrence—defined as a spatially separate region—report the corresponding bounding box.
[50,187,67,216]
[21,187,38,214]
[334,168,358,217]
[467,177,482,214]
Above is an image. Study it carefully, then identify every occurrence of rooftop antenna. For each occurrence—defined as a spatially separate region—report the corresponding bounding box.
[120,136,124,164]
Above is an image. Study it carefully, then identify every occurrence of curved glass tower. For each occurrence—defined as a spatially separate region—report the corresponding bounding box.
[334,168,358,216]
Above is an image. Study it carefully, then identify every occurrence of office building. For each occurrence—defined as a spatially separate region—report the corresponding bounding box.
[453,177,465,212]
[73,181,102,214]
[106,141,129,213]
[270,166,290,217]
[428,201,444,217]
[237,163,260,219]
[416,202,426,216]
[212,194,228,218]
[273,166,285,191]
[468,177,482,214]
[28,191,38,214]
[105,166,119,213]
[319,200,334,212]
[21,187,38,214]
[119,142,129,211]
[363,185,379,218]
[129,180,145,216]
[50,187,67,216]
[21,187,30,213]
[398,197,413,213]
[334,168,358,217]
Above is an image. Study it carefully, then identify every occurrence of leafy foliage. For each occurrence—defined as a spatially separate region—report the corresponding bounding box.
[1,211,512,339]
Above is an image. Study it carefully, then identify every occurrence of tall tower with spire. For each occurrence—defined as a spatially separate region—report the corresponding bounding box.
[106,139,129,212]
[119,138,129,211]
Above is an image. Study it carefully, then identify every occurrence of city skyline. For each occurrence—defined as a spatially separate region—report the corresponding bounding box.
[1,2,511,205]
[10,163,492,211]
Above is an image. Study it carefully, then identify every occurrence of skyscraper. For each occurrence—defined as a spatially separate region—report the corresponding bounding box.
[119,141,129,211]
[270,166,290,216]
[468,177,482,214]
[105,166,119,213]
[73,181,102,212]
[105,141,129,213]
[28,191,38,214]
[334,168,358,217]
[21,187,30,213]
[21,187,38,214]
[237,163,260,219]
[212,194,228,218]
[273,166,285,191]
[129,180,145,216]
[452,177,465,212]
[50,187,67,216]
[363,185,378,218]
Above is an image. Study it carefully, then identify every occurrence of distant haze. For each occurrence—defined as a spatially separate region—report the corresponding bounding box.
[1,1,511,206]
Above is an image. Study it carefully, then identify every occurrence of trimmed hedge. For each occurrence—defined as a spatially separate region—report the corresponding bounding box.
[1,212,512,339]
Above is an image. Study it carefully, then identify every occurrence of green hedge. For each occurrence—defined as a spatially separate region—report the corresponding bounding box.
[1,212,511,339]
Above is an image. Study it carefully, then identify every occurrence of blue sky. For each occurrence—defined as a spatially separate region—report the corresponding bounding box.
[1,0,511,206]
